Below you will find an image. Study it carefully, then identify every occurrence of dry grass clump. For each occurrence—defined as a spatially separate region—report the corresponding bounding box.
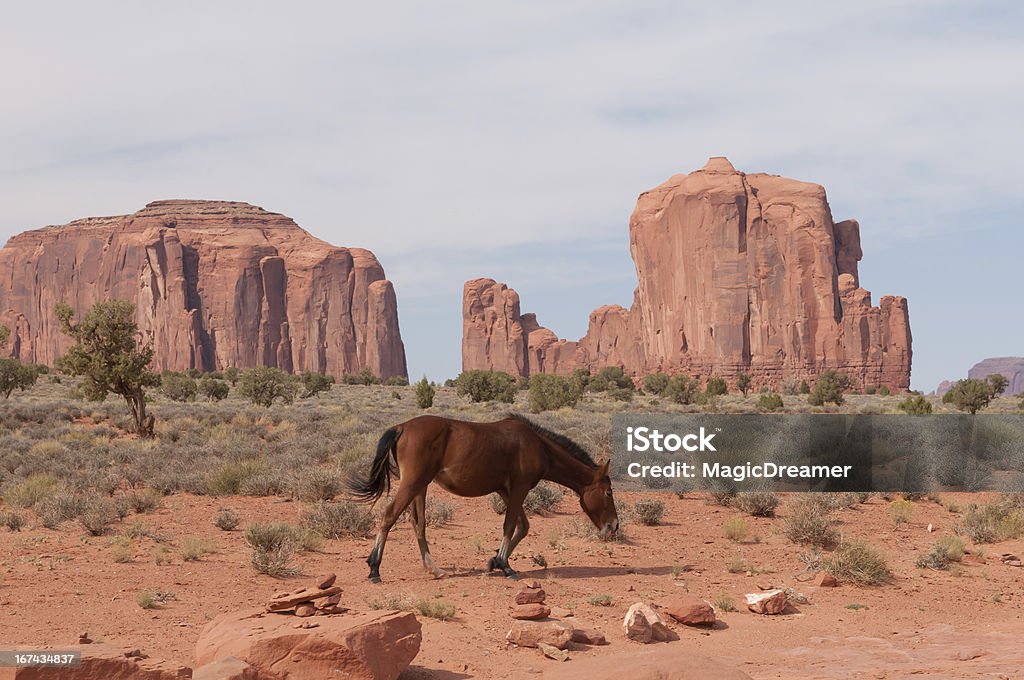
[958,497,1024,543]
[916,536,965,570]
[782,495,839,548]
[213,508,240,531]
[301,501,375,539]
[0,510,25,531]
[825,540,891,585]
[425,497,455,528]
[179,536,216,561]
[78,494,118,536]
[732,491,780,517]
[631,498,666,526]
[723,516,751,543]
[244,522,305,576]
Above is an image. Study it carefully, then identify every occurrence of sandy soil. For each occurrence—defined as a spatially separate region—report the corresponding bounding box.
[1,491,1022,679]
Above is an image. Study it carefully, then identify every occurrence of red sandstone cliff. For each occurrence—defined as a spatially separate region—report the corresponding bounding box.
[0,200,407,378]
[463,158,912,391]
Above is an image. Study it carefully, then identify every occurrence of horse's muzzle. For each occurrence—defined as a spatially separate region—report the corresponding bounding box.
[601,520,620,537]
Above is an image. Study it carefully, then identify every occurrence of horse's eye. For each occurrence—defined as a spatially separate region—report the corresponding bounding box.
[605,491,612,497]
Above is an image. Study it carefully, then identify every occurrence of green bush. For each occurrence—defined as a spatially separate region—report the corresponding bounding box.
[244,522,302,576]
[757,392,784,412]
[897,394,932,414]
[237,367,298,407]
[958,499,1024,543]
[587,366,633,392]
[643,372,670,395]
[384,375,409,386]
[206,460,263,496]
[415,377,435,408]
[340,368,381,385]
[826,540,891,585]
[299,371,334,398]
[878,385,891,396]
[160,371,198,402]
[665,375,700,404]
[632,498,665,525]
[3,473,59,508]
[455,370,516,403]
[528,374,582,412]
[942,378,996,414]
[198,376,230,401]
[916,536,965,569]
[799,380,811,394]
[735,372,752,396]
[301,501,375,538]
[705,377,728,396]
[0,358,39,399]
[214,508,240,531]
[808,370,851,406]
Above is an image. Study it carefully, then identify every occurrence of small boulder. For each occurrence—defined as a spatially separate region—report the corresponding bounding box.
[318,572,338,589]
[295,602,317,618]
[506,620,574,650]
[193,656,258,680]
[746,589,789,615]
[267,585,342,612]
[623,602,672,643]
[515,588,547,605]
[663,595,716,626]
[550,606,573,618]
[538,642,570,662]
[813,572,838,587]
[512,603,551,620]
[570,627,608,646]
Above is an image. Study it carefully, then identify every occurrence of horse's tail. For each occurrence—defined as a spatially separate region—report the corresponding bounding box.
[347,426,401,504]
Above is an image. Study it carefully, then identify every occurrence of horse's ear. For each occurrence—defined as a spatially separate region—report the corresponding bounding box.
[594,460,610,480]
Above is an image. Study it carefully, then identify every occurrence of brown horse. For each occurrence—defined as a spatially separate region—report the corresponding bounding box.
[348,414,619,582]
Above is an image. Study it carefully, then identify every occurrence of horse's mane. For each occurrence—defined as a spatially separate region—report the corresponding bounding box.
[506,414,597,468]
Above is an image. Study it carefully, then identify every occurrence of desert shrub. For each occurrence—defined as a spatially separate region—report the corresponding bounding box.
[135,589,174,609]
[455,370,516,403]
[341,368,381,385]
[415,377,435,409]
[0,358,39,398]
[288,468,341,502]
[826,540,891,585]
[587,366,633,392]
[224,367,240,385]
[643,372,670,396]
[299,371,334,398]
[897,394,933,414]
[705,376,728,396]
[608,387,634,402]
[783,496,839,547]
[488,493,506,515]
[987,373,1009,397]
[864,385,877,395]
[78,495,118,536]
[888,499,914,526]
[1,510,25,531]
[214,508,240,531]
[587,594,613,606]
[179,536,214,561]
[160,371,198,402]
[110,537,135,563]
[128,488,163,514]
[414,597,456,621]
[958,500,1024,543]
[735,372,752,396]
[301,501,375,539]
[562,515,628,543]
[808,370,851,406]
[425,497,455,528]
[198,376,230,401]
[665,375,700,404]
[528,374,582,412]
[942,378,997,414]
[712,593,737,612]
[35,491,85,528]
[733,491,780,517]
[3,473,59,508]
[206,460,263,496]
[757,392,784,411]
[523,482,563,514]
[799,380,811,394]
[631,498,665,525]
[916,536,965,569]
[724,516,750,542]
[237,367,298,407]
[245,522,302,576]
[878,385,891,396]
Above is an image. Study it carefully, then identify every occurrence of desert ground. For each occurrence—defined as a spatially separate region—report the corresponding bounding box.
[1,381,1023,679]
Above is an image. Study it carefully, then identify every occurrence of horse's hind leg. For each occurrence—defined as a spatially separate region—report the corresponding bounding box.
[509,508,530,555]
[410,493,447,579]
[367,483,419,583]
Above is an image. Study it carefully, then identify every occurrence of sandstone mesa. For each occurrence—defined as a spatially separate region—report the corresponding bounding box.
[0,200,407,379]
[463,157,912,390]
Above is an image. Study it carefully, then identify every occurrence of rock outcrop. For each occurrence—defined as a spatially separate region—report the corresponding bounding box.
[463,158,912,391]
[969,358,1024,396]
[0,200,407,379]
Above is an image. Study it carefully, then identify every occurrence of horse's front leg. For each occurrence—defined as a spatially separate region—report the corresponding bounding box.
[367,484,418,583]
[489,489,527,579]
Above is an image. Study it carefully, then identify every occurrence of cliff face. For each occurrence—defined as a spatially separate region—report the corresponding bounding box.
[462,158,912,391]
[0,200,407,378]
[967,358,1024,396]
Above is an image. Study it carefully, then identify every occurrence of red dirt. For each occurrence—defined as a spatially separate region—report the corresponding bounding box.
[1,491,1022,678]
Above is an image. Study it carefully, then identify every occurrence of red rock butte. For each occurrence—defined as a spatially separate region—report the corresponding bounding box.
[463,157,912,391]
[0,200,407,379]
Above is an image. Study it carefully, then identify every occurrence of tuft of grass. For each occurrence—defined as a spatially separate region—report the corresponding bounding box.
[888,499,914,526]
[244,522,302,577]
[732,492,780,517]
[488,493,506,515]
[206,460,262,496]
[128,488,163,514]
[425,498,455,528]
[957,499,1024,543]
[3,473,59,508]
[110,537,135,563]
[631,498,666,526]
[414,597,457,621]
[78,495,118,536]
[179,536,215,562]
[36,492,86,529]
[301,501,375,539]
[726,555,749,573]
[369,592,413,610]
[711,593,737,612]
[826,540,891,585]
[845,603,868,610]
[1,510,26,532]
[916,536,965,570]
[783,496,839,548]
[723,517,751,543]
[523,483,563,515]
[213,508,240,531]
[151,547,172,566]
[587,594,613,606]
[135,589,175,610]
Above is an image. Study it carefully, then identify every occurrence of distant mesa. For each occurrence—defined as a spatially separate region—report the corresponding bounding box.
[0,200,407,379]
[934,357,1024,396]
[463,158,912,391]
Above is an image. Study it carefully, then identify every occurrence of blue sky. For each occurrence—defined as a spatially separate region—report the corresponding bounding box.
[1,1,1022,391]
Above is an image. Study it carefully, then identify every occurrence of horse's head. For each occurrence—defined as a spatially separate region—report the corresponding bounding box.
[580,460,620,538]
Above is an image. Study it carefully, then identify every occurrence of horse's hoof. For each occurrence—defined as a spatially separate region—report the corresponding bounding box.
[503,568,519,580]
[486,557,499,571]
[430,568,449,579]
[369,574,382,584]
